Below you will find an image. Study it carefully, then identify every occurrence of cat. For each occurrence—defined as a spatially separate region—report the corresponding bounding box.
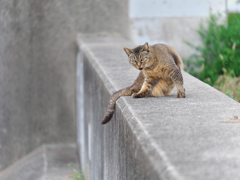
[101,42,185,124]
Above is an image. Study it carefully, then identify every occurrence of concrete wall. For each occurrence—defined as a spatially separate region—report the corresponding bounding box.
[0,0,129,171]
[0,0,76,171]
[77,37,160,180]
[77,36,240,180]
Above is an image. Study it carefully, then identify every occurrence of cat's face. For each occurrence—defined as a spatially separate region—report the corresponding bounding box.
[123,42,151,70]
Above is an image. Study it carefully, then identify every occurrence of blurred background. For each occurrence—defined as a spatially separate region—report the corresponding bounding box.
[0,0,239,178]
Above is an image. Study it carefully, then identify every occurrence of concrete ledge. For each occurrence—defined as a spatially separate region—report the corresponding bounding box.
[77,36,240,180]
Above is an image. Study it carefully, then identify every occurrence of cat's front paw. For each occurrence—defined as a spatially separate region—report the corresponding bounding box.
[132,93,143,98]
[177,91,186,98]
[177,88,186,98]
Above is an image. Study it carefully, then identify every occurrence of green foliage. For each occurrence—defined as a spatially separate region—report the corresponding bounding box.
[225,89,234,98]
[185,13,240,85]
[71,172,84,180]
[68,163,84,180]
[213,69,240,102]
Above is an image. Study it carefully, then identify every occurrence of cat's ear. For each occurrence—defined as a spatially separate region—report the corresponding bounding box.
[123,47,133,56]
[141,42,149,52]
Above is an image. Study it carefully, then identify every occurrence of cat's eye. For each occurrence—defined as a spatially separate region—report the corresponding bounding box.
[130,56,136,61]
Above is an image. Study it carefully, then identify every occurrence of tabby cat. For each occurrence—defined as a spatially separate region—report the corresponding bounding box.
[101,42,185,124]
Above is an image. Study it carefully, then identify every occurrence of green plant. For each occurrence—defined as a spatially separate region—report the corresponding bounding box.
[185,12,240,85]
[226,89,234,98]
[213,69,240,102]
[71,172,84,180]
[68,163,84,180]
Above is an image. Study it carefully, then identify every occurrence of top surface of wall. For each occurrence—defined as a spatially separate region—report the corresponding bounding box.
[78,36,240,180]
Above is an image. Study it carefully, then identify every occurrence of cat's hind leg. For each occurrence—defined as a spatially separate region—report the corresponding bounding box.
[151,79,174,97]
[151,81,164,97]
[132,77,160,98]
[168,67,186,98]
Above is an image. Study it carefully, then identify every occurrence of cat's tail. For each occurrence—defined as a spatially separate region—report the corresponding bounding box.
[167,45,183,70]
[101,87,132,124]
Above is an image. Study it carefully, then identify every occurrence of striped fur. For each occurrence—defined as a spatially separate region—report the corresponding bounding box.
[101,71,144,124]
[101,88,131,124]
[102,42,185,124]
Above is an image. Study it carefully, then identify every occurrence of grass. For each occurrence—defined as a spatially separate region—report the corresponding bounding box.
[213,70,240,102]
[68,163,84,180]
[70,172,84,180]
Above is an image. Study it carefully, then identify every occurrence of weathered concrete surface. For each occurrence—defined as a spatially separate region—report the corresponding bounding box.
[130,17,205,58]
[0,0,129,171]
[68,0,129,37]
[0,0,77,171]
[77,36,240,180]
[0,144,78,180]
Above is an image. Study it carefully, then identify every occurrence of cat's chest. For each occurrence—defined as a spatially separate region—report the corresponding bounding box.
[143,66,168,78]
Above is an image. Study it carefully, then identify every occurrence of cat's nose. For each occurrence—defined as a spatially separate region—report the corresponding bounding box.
[137,62,141,67]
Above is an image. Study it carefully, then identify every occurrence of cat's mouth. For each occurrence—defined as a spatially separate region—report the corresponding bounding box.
[139,68,143,70]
